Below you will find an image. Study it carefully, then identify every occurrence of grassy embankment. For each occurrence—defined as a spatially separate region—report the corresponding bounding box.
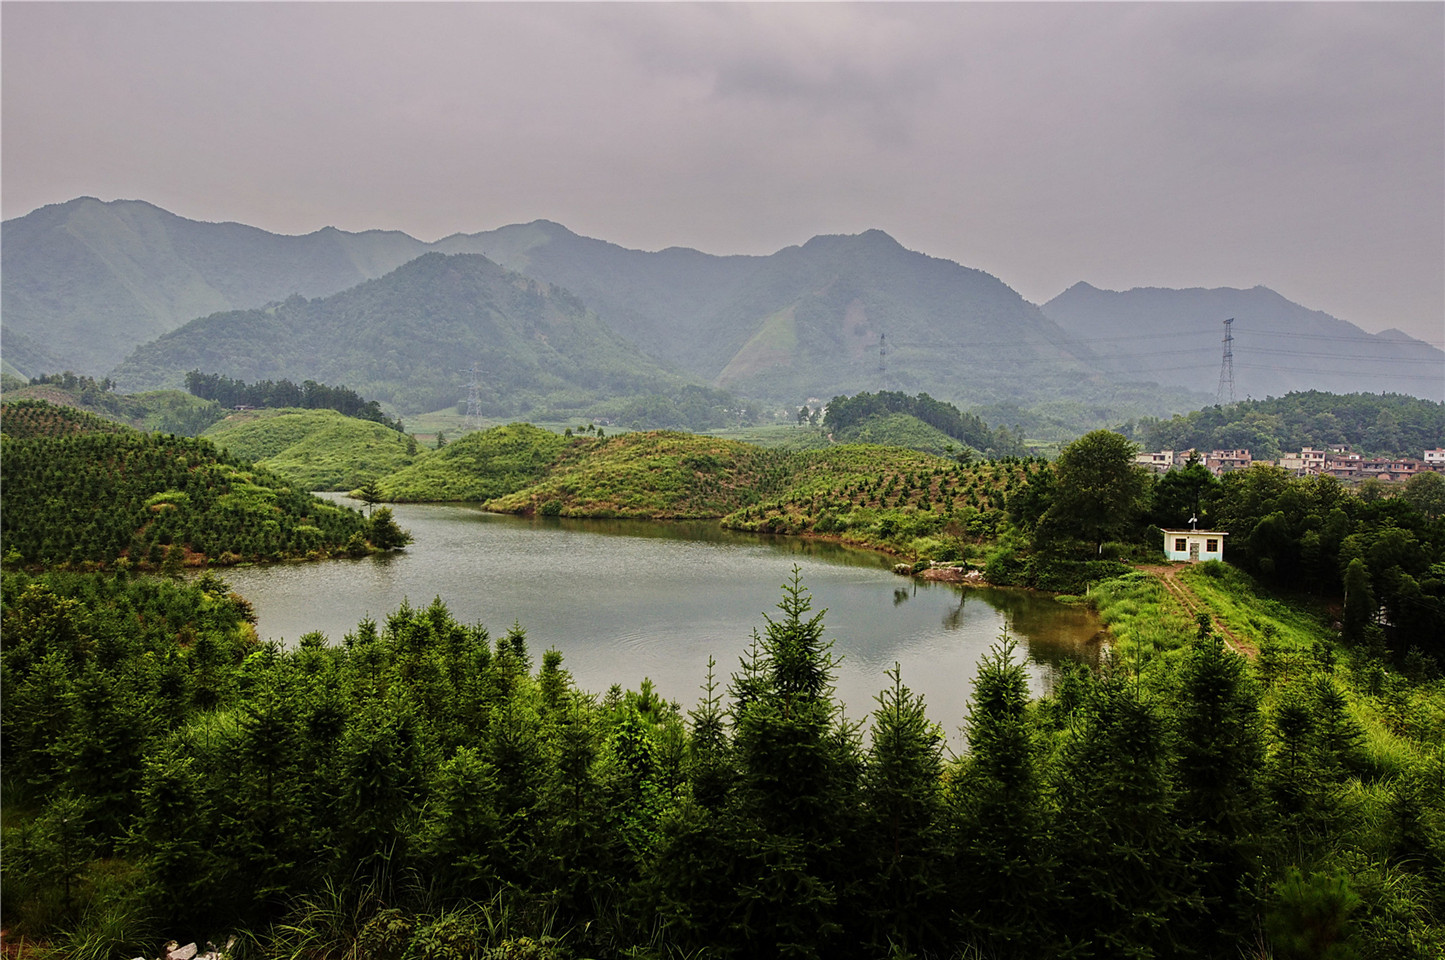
[1091,557,1445,828]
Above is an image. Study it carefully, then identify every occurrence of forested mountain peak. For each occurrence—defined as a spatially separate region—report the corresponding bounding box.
[109,251,682,417]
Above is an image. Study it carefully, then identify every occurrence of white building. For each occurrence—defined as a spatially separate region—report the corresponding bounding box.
[1163,528,1227,563]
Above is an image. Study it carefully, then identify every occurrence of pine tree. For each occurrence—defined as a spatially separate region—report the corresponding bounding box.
[1052,675,1199,958]
[726,569,858,959]
[860,665,948,956]
[1172,624,1268,955]
[949,634,1059,958]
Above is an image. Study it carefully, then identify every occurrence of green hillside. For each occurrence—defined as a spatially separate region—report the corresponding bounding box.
[828,412,959,455]
[483,430,791,518]
[471,427,1027,560]
[0,397,129,438]
[380,422,578,502]
[112,252,686,417]
[203,408,425,490]
[0,423,376,568]
[0,375,223,435]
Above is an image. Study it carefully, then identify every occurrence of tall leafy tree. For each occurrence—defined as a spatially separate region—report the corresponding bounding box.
[1038,429,1151,552]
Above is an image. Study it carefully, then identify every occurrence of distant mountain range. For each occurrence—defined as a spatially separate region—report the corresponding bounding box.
[4,197,1440,421]
[1042,283,1443,403]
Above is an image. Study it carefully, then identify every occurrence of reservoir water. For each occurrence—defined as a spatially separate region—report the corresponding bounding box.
[219,499,1104,745]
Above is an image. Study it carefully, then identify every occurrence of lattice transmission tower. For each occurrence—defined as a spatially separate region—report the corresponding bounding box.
[879,333,889,391]
[1216,317,1235,404]
[465,362,483,432]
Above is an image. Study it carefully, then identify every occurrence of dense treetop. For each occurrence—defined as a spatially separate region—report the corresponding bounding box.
[0,417,381,567]
[1127,391,1445,459]
[4,563,1442,958]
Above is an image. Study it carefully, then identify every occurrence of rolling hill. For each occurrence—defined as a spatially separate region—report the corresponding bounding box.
[0,401,371,567]
[11,198,1435,432]
[201,408,426,491]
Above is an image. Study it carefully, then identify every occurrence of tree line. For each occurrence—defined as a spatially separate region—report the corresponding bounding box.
[184,371,403,432]
[1123,390,1445,460]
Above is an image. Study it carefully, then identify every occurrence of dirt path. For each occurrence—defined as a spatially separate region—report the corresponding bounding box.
[1135,564,1256,659]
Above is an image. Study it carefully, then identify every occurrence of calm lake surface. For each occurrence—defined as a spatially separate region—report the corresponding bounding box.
[219,499,1104,744]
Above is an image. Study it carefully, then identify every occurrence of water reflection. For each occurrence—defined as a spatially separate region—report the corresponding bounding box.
[220,500,1103,745]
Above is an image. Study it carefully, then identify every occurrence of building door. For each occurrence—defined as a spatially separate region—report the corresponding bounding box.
[1189,542,1200,562]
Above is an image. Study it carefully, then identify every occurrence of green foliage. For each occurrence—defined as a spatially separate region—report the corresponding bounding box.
[185,370,402,429]
[822,390,1027,457]
[1,386,222,436]
[485,430,790,519]
[1037,429,1150,551]
[366,507,413,551]
[1267,867,1362,960]
[1,397,130,438]
[7,557,1445,958]
[1211,466,1444,658]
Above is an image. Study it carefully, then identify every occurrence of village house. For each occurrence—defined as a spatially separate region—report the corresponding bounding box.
[1134,450,1176,474]
[1359,457,1423,482]
[1162,528,1227,563]
[1204,449,1252,474]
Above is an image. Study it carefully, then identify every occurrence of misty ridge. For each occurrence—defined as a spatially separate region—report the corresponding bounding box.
[3,197,1441,434]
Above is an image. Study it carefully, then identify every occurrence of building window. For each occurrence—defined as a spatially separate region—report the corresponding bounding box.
[1206,539,1218,552]
[1175,539,1187,552]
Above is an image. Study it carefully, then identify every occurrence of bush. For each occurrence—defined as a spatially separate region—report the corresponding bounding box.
[985,547,1028,586]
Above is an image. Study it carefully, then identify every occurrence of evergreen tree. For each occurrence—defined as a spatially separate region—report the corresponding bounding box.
[1172,623,1267,956]
[860,665,948,956]
[948,635,1059,958]
[726,569,858,959]
[367,507,413,551]
[1052,675,1199,958]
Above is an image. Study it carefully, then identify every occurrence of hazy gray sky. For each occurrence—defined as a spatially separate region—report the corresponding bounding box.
[4,2,1442,345]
